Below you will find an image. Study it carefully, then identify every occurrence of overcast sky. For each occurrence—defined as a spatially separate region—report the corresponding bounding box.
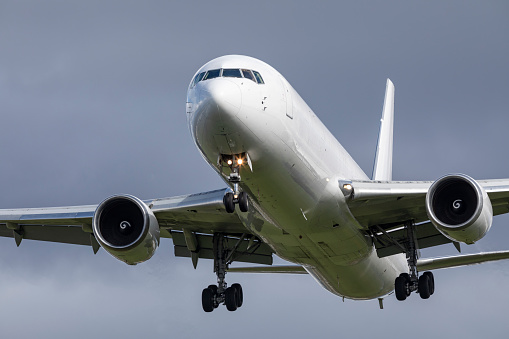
[1,1,508,338]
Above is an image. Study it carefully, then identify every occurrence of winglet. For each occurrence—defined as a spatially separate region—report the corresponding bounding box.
[372,79,395,181]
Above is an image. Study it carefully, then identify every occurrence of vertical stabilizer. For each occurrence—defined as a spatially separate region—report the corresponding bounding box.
[372,79,395,181]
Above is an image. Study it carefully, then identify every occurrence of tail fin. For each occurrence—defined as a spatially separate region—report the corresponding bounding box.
[372,79,395,181]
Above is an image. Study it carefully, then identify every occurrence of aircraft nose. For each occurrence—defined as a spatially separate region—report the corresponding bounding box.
[200,79,242,118]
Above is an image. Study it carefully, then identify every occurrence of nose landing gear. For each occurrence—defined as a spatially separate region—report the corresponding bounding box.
[221,154,249,213]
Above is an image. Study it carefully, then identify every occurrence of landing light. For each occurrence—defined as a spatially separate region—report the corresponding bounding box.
[237,159,243,165]
[339,181,354,197]
[227,159,233,166]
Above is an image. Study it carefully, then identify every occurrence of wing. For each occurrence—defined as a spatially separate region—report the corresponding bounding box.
[349,179,509,227]
[0,188,273,265]
[346,178,509,258]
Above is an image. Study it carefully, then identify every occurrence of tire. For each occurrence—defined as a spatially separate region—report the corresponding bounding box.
[207,284,218,296]
[238,192,249,212]
[225,287,238,311]
[399,273,412,296]
[418,274,431,299]
[423,272,435,295]
[238,192,248,212]
[395,276,407,301]
[202,288,215,312]
[223,193,235,213]
[400,273,410,282]
[232,283,243,308]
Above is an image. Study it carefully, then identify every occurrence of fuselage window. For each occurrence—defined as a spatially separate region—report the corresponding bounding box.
[190,71,205,88]
[203,69,221,80]
[252,70,264,84]
[222,68,242,78]
[241,69,255,82]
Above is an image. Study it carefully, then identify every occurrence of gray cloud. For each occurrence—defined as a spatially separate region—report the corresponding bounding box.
[1,1,508,338]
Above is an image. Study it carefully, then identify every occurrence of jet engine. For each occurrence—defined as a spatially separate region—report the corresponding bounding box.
[426,174,492,244]
[93,195,160,265]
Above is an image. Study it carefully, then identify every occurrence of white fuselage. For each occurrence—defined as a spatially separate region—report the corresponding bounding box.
[186,55,408,300]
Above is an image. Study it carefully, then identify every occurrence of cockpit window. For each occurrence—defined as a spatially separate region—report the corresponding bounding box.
[222,68,242,78]
[241,69,255,82]
[203,69,221,80]
[190,71,205,88]
[196,68,264,85]
[252,70,264,84]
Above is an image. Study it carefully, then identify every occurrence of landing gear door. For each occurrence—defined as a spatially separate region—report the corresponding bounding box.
[280,77,293,119]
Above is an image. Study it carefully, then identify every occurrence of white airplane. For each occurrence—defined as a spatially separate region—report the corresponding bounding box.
[2,55,509,312]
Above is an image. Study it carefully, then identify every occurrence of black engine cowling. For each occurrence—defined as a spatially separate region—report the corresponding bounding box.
[425,174,492,244]
[93,195,160,265]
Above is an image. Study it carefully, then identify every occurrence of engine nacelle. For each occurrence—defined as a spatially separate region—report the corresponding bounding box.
[426,174,492,244]
[93,195,160,265]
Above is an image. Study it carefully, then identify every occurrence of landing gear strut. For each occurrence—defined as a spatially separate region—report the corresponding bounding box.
[201,233,244,312]
[394,221,435,301]
[222,154,249,213]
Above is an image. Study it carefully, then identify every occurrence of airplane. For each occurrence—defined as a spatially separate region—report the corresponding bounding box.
[2,54,509,312]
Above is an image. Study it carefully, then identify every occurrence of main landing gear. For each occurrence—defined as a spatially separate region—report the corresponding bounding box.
[222,154,249,213]
[201,233,244,312]
[394,221,435,301]
[395,271,435,301]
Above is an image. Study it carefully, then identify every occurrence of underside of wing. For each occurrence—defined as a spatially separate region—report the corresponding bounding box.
[347,180,431,228]
[0,204,97,248]
[0,188,273,265]
[346,177,509,258]
[151,188,248,236]
[228,265,307,274]
[348,178,509,228]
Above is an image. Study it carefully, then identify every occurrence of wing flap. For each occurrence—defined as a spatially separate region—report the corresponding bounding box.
[172,231,273,265]
[0,224,93,246]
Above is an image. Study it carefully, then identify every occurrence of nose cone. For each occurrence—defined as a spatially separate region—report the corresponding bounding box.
[200,79,242,118]
[189,79,243,154]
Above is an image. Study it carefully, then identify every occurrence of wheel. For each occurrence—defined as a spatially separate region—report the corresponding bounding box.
[418,274,431,299]
[238,192,249,212]
[232,283,243,307]
[225,287,238,311]
[423,272,435,295]
[399,273,411,296]
[223,193,235,213]
[202,288,215,312]
[399,273,410,282]
[207,284,218,296]
[395,276,408,301]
